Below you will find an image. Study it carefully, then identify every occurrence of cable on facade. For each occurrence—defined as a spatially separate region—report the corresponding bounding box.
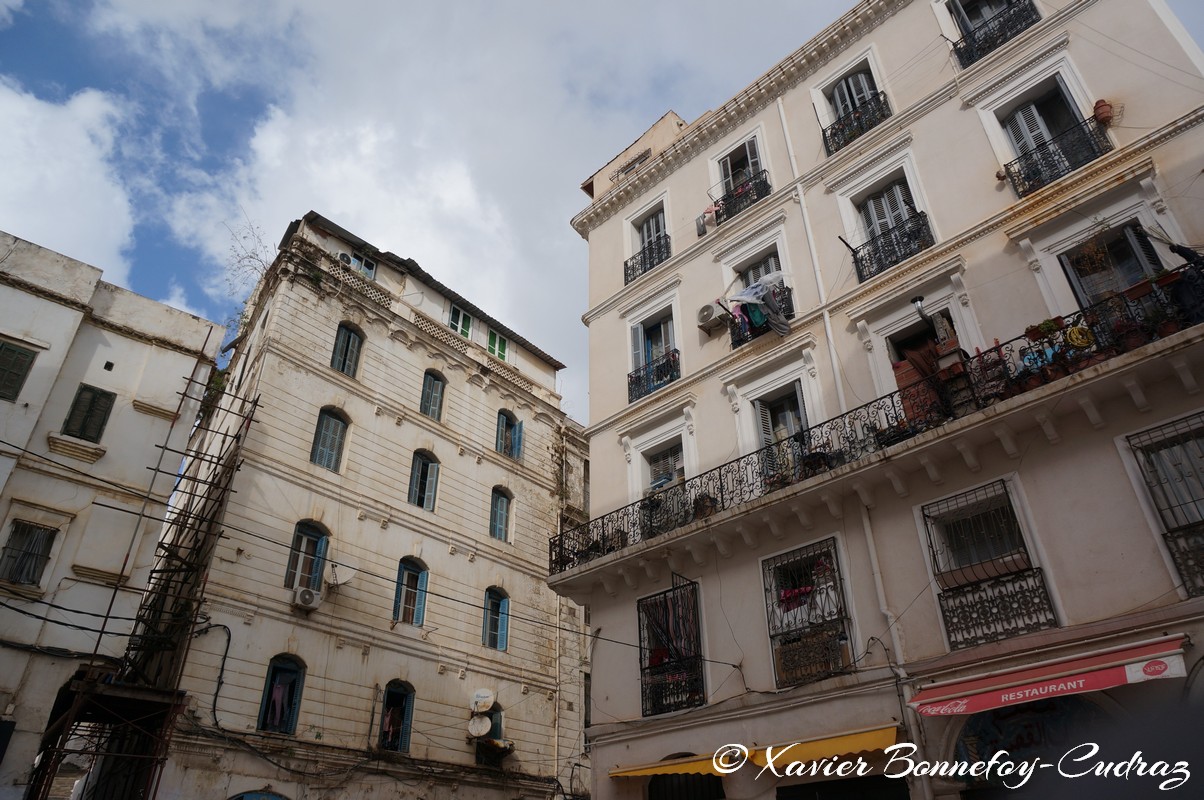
[0,599,130,635]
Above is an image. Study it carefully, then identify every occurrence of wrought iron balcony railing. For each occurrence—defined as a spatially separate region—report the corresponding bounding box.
[641,656,706,716]
[823,92,892,155]
[624,233,672,285]
[938,568,1057,649]
[952,0,1041,69]
[772,618,850,687]
[729,286,795,349]
[713,170,772,227]
[627,349,681,404]
[1003,117,1113,198]
[853,212,935,282]
[549,256,1204,575]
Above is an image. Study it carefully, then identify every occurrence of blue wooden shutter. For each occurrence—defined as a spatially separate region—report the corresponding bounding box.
[311,536,328,590]
[285,667,302,733]
[482,594,491,645]
[399,690,415,752]
[408,456,423,505]
[423,462,439,511]
[496,413,506,452]
[413,569,428,626]
[497,597,509,651]
[393,562,405,622]
[513,421,523,458]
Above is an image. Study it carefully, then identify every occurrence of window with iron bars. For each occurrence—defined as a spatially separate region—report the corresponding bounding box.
[638,573,705,716]
[922,480,1057,649]
[1128,412,1204,597]
[762,537,849,687]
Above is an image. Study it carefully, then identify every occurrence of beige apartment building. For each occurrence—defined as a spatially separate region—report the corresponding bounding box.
[148,213,590,800]
[552,0,1204,798]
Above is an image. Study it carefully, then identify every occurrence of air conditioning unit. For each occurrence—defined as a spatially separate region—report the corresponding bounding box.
[292,585,322,611]
[697,302,731,333]
[337,252,352,266]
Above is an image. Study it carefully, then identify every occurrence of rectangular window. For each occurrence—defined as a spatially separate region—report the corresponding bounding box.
[0,342,36,401]
[628,312,680,402]
[285,526,327,590]
[719,139,761,195]
[62,384,116,443]
[495,414,523,460]
[646,442,683,491]
[853,179,933,281]
[487,329,508,360]
[0,519,57,586]
[1060,223,1162,307]
[448,305,473,338]
[339,251,376,279]
[762,537,848,687]
[922,480,1057,648]
[638,574,705,716]
[1128,412,1204,596]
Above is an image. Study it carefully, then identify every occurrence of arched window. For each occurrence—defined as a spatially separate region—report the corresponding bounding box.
[380,680,415,753]
[257,654,305,734]
[419,370,445,421]
[330,323,363,378]
[489,488,511,542]
[495,410,523,459]
[311,408,349,471]
[393,557,428,626]
[482,587,509,650]
[407,450,439,511]
[285,521,328,590]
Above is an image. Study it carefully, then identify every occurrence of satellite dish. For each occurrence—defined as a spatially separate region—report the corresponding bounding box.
[471,688,496,714]
[326,555,359,588]
[467,714,492,738]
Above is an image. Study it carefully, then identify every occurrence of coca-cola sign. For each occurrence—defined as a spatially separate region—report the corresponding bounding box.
[918,699,970,716]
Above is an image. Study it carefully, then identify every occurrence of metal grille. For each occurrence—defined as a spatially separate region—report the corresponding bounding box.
[713,170,772,226]
[1128,412,1204,596]
[823,90,892,155]
[952,0,1041,68]
[1003,116,1112,198]
[853,212,935,282]
[638,574,705,716]
[729,286,796,349]
[762,538,849,686]
[628,349,681,403]
[624,232,672,284]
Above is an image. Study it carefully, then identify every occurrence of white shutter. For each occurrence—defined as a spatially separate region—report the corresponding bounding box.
[832,71,876,117]
[1004,102,1052,156]
[754,400,774,447]
[630,325,646,369]
[745,139,762,177]
[640,209,665,246]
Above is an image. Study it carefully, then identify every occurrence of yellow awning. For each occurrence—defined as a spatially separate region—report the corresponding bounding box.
[751,725,898,767]
[609,750,733,778]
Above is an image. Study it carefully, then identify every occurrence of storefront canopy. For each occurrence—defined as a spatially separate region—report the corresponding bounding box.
[750,725,899,766]
[910,635,1187,717]
[609,751,733,778]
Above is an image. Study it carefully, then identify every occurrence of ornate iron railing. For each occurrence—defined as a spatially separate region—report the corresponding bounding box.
[952,0,1041,68]
[714,170,772,226]
[550,256,1204,575]
[1162,525,1204,597]
[853,212,935,282]
[772,618,850,686]
[823,92,892,155]
[729,286,796,349]
[1004,117,1113,198]
[937,567,1057,649]
[628,349,681,403]
[624,233,672,285]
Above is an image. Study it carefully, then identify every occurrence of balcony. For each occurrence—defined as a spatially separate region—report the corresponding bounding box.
[549,256,1204,575]
[772,618,851,686]
[627,349,681,403]
[937,567,1057,649]
[712,170,772,227]
[729,286,795,349]
[853,212,935,282]
[823,92,892,156]
[624,233,672,285]
[1003,117,1113,198]
[952,0,1041,69]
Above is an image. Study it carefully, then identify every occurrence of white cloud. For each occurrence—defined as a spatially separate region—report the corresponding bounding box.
[0,0,23,28]
[0,79,135,285]
[157,280,210,320]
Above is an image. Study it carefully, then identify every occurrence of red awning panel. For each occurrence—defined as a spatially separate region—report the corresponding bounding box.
[910,636,1188,716]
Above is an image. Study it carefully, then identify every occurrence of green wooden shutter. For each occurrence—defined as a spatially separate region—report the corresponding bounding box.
[0,344,35,401]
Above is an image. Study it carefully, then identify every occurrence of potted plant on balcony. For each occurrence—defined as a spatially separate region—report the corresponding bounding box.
[1112,317,1149,351]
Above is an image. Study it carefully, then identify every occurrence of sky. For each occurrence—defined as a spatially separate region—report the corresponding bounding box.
[2,1,1203,425]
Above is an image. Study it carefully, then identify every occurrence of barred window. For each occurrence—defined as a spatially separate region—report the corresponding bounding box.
[0,519,57,585]
[638,574,705,716]
[762,538,848,687]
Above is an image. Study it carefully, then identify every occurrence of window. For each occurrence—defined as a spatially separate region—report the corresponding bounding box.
[999,82,1110,197]
[853,179,933,281]
[763,538,848,687]
[949,0,1041,68]
[330,324,362,378]
[474,702,511,766]
[380,680,415,753]
[495,411,523,459]
[628,312,679,402]
[0,520,57,586]
[638,574,704,716]
[62,384,116,443]
[490,488,511,541]
[730,252,795,348]
[0,342,35,402]
[709,137,770,226]
[448,305,473,338]
[339,251,376,279]
[310,408,348,471]
[482,587,509,650]
[407,451,439,511]
[1127,412,1204,596]
[419,370,445,421]
[393,557,428,626]
[922,480,1057,648]
[625,205,672,284]
[284,522,328,590]
[823,68,891,154]
[753,383,808,483]
[257,654,304,734]
[1060,222,1162,307]
[487,329,508,360]
[646,442,684,492]
[719,138,761,196]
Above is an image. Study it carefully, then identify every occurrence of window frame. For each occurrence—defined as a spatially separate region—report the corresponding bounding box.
[0,519,59,587]
[393,557,429,626]
[284,522,328,591]
[809,47,887,128]
[419,370,445,421]
[487,329,508,360]
[0,341,36,402]
[495,411,523,460]
[482,587,510,650]
[62,384,116,443]
[448,305,473,338]
[407,451,440,511]
[257,654,305,735]
[330,323,363,378]
[380,680,415,753]
[1058,221,1163,308]
[310,408,349,472]
[489,488,512,542]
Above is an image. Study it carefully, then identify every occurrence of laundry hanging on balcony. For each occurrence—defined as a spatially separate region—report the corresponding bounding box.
[726,271,790,336]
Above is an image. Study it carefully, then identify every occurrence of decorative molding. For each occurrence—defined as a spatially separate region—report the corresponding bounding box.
[711,211,789,262]
[620,436,633,463]
[131,399,178,421]
[822,132,915,194]
[960,33,1072,105]
[71,565,128,586]
[856,320,874,352]
[46,432,105,463]
[843,255,966,322]
[724,384,739,413]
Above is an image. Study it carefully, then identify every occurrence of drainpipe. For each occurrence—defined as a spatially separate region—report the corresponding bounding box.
[860,502,933,800]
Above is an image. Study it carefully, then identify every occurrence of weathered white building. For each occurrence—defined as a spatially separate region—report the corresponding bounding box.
[0,231,222,800]
[553,1,1204,798]
[155,213,590,800]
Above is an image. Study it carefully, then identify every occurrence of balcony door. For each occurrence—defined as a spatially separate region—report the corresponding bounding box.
[831,70,878,118]
[639,208,666,250]
[632,315,674,369]
[719,139,761,195]
[1002,88,1077,158]
[859,180,915,240]
[948,0,1012,35]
